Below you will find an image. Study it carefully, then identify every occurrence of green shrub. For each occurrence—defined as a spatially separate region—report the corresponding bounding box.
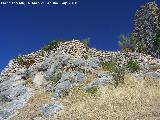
[41,40,62,51]
[100,61,118,72]
[100,61,125,87]
[86,87,98,95]
[126,60,140,73]
[16,55,24,63]
[82,38,90,47]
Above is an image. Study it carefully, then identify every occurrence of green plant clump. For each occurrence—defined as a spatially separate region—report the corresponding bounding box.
[86,87,98,95]
[50,72,62,84]
[100,61,125,87]
[41,40,62,51]
[126,60,140,73]
[100,61,118,72]
[16,55,24,63]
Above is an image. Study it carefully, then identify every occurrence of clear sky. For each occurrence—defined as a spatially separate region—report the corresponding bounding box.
[0,0,159,72]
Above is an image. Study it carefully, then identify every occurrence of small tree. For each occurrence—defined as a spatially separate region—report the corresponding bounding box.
[118,34,137,52]
[82,38,90,47]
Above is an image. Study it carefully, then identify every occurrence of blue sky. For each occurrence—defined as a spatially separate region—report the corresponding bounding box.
[0,0,159,72]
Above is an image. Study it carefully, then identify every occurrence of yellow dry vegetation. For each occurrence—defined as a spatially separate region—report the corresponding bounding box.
[11,74,160,120]
[54,74,160,120]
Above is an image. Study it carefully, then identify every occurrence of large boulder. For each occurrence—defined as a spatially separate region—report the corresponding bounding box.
[53,71,87,98]
[85,71,113,90]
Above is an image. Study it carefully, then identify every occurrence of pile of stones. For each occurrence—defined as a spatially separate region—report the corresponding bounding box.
[1,40,160,80]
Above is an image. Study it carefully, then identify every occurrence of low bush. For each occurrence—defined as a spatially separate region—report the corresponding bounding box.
[49,72,62,84]
[41,40,62,51]
[126,60,140,73]
[100,61,125,87]
[100,61,118,72]
[86,86,98,95]
[16,55,24,63]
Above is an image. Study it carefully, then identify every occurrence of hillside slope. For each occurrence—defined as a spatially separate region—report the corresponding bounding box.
[0,40,160,120]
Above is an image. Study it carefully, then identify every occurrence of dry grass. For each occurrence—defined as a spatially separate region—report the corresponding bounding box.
[11,73,160,120]
[53,74,160,120]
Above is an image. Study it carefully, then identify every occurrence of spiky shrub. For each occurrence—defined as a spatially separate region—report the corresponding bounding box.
[100,61,125,87]
[126,60,140,73]
[41,40,62,51]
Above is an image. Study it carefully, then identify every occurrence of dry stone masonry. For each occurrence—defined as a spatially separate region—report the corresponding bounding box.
[1,40,160,79]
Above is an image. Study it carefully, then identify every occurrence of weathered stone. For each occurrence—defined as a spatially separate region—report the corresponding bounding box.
[33,72,46,88]
[97,71,112,78]
[0,88,33,120]
[145,72,160,80]
[1,83,26,100]
[54,80,71,98]
[41,103,63,117]
[53,71,86,98]
[0,110,12,120]
[59,71,86,83]
[85,73,113,90]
